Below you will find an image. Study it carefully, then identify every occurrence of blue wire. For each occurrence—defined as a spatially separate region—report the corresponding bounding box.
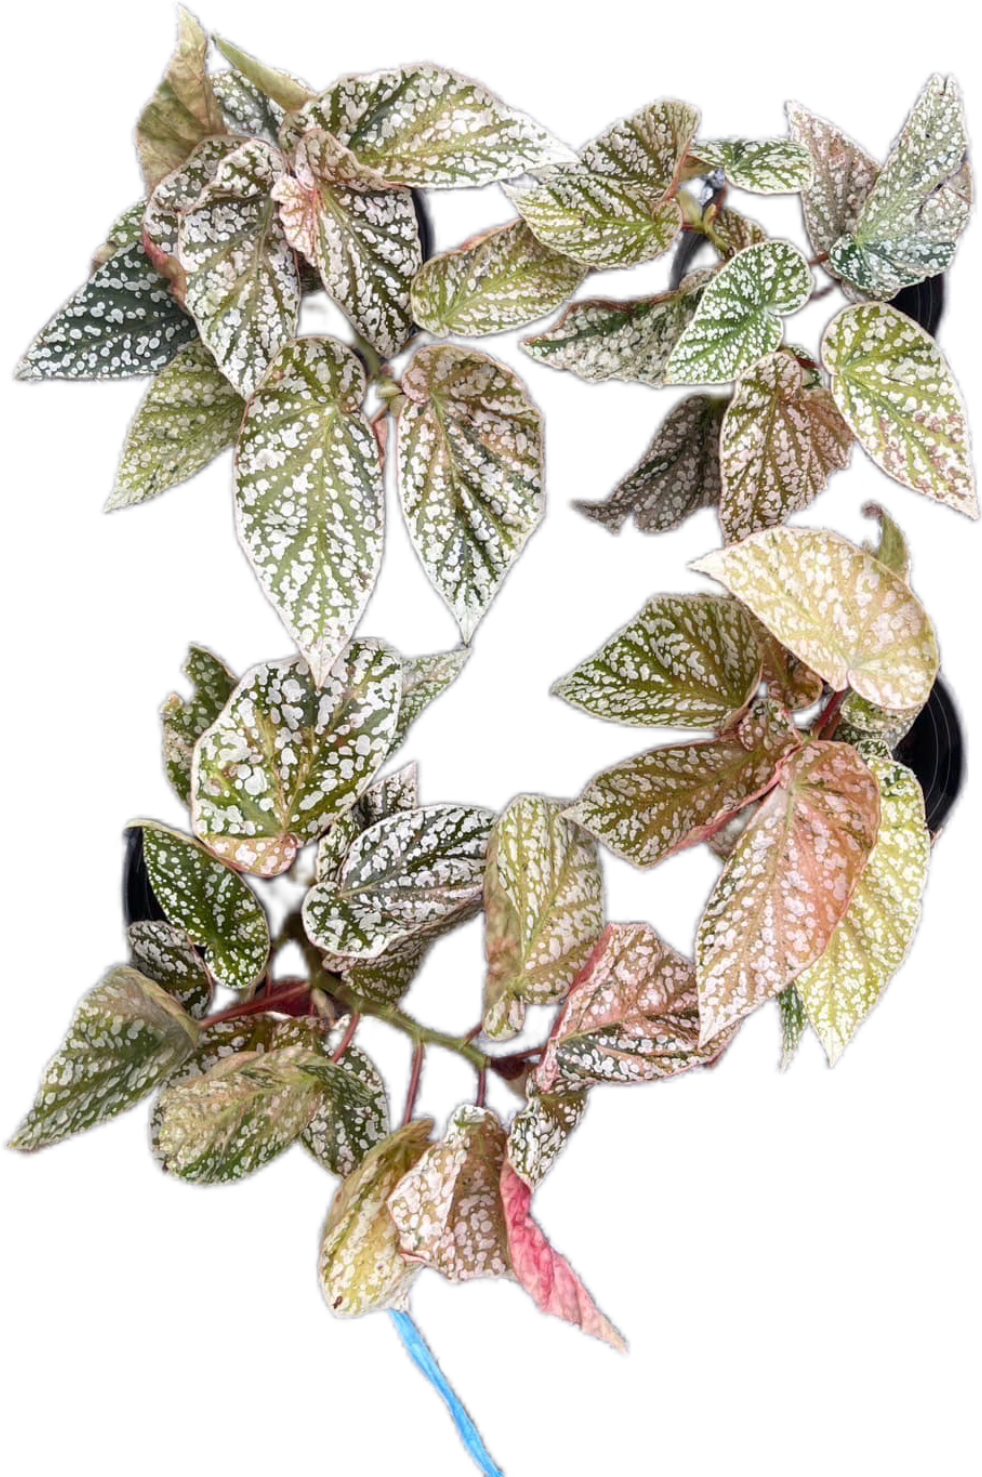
[388,1310,503,1476]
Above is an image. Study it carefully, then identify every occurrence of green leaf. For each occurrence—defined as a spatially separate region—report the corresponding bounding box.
[506,1089,587,1189]
[279,66,575,187]
[10,968,199,1151]
[338,936,433,1009]
[315,762,419,882]
[828,76,970,297]
[234,337,384,683]
[212,70,283,145]
[505,100,698,268]
[410,219,587,338]
[521,272,710,385]
[863,500,911,581]
[785,101,879,268]
[397,345,544,641]
[303,803,494,960]
[482,796,605,1041]
[795,752,930,1063]
[692,527,940,711]
[576,394,726,533]
[389,1106,510,1281]
[690,137,812,193]
[91,202,148,269]
[695,742,881,1042]
[751,620,824,712]
[778,984,808,1069]
[821,302,976,517]
[179,138,301,397]
[718,350,853,540]
[160,644,237,806]
[320,1119,433,1317]
[190,643,402,876]
[17,243,196,381]
[565,699,800,870]
[665,242,812,385]
[139,822,270,991]
[272,130,421,357]
[213,34,316,113]
[704,204,768,257]
[135,7,225,192]
[553,593,762,729]
[300,1034,390,1176]
[108,341,244,509]
[126,920,212,1019]
[536,922,735,1091]
[391,647,471,751]
[144,135,242,290]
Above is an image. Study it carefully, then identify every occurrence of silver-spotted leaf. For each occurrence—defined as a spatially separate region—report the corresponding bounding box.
[751,620,824,712]
[822,302,976,517]
[695,742,881,1042]
[301,1035,390,1177]
[391,647,471,751]
[482,796,604,1041]
[315,762,419,882]
[139,822,270,991]
[135,8,225,192]
[692,527,940,710]
[795,752,930,1063]
[507,1089,587,1189]
[704,205,769,257]
[553,593,762,729]
[339,935,433,1010]
[778,984,809,1069]
[161,644,237,806]
[212,70,283,145]
[213,34,316,113]
[235,337,385,683]
[109,341,244,509]
[691,137,812,193]
[191,643,402,877]
[566,699,800,870]
[143,135,243,290]
[397,345,544,640]
[10,968,199,1151]
[411,220,587,338]
[664,242,812,385]
[91,202,149,269]
[126,920,212,1019]
[785,101,879,268]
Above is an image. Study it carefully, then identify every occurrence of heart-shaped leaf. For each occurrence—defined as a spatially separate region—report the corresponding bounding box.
[821,302,976,517]
[411,219,587,338]
[690,137,812,193]
[566,699,800,870]
[553,593,762,729]
[391,647,471,751]
[692,527,940,710]
[191,642,402,877]
[126,920,212,1019]
[397,345,544,640]
[161,644,237,806]
[144,135,242,289]
[507,1089,587,1189]
[9,967,199,1151]
[718,350,853,539]
[482,796,605,1040]
[695,742,881,1042]
[139,822,270,991]
[576,394,726,532]
[135,8,225,192]
[795,751,930,1063]
[785,101,879,268]
[235,337,385,683]
[664,242,812,385]
[109,341,244,509]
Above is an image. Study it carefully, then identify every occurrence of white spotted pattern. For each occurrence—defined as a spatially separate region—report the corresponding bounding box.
[127,920,213,1019]
[690,137,812,194]
[506,1089,587,1189]
[160,643,237,806]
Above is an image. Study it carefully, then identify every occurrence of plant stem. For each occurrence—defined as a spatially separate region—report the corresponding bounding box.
[201,978,313,1029]
[814,687,849,740]
[332,1011,360,1064]
[403,1041,425,1125]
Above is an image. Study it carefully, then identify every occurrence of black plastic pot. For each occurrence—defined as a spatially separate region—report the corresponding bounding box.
[888,273,945,337]
[412,190,434,265]
[122,826,167,928]
[893,676,965,835]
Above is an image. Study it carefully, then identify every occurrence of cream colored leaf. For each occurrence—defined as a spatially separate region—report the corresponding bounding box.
[785,101,879,267]
[690,137,812,193]
[213,33,316,113]
[135,8,225,192]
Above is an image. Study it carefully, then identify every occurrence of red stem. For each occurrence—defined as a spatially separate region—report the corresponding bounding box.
[816,687,849,740]
[201,979,312,1030]
[402,1041,425,1126]
[331,1011,361,1064]
[475,1067,487,1108]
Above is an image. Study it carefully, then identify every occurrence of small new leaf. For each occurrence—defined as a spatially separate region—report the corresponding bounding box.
[160,644,237,806]
[690,138,812,193]
[135,8,225,192]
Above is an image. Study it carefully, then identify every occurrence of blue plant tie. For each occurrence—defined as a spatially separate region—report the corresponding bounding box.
[389,1310,503,1476]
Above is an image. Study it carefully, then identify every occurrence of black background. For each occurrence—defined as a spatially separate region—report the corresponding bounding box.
[7,14,974,1477]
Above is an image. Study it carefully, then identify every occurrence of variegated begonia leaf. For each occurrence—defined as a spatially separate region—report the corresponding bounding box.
[750,619,824,712]
[389,1106,510,1281]
[92,202,147,269]
[505,100,698,268]
[521,271,712,385]
[482,796,605,1041]
[279,66,575,187]
[126,920,212,1019]
[212,70,283,146]
[301,1028,390,1177]
[795,751,930,1064]
[778,984,808,1069]
[507,1089,587,1189]
[692,527,940,710]
[213,33,316,112]
[690,138,812,193]
[161,643,237,806]
[839,504,922,743]
[397,345,544,640]
[234,337,384,682]
[303,804,494,960]
[108,341,244,509]
[864,501,911,581]
[320,1119,433,1317]
[576,394,726,533]
[135,8,225,192]
[828,76,970,298]
[821,303,977,517]
[178,138,301,397]
[695,741,881,1043]
[410,220,587,339]
[316,763,419,882]
[535,922,735,1092]
[565,699,800,870]
[499,1160,625,1350]
[704,204,769,257]
[9,967,199,1151]
[191,643,401,877]
[339,936,434,1010]
[150,1014,286,1161]
[391,647,471,751]
[139,822,270,991]
[665,242,812,386]
[144,135,242,290]
[718,350,853,540]
[553,593,762,729]
[785,101,879,271]
[16,243,196,381]
[272,130,421,357]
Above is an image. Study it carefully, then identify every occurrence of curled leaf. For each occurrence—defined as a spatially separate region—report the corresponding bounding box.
[135,8,224,192]
[391,647,471,751]
[127,920,212,1019]
[785,101,879,268]
[213,33,316,113]
[507,1089,587,1189]
[690,137,812,193]
[160,644,236,807]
